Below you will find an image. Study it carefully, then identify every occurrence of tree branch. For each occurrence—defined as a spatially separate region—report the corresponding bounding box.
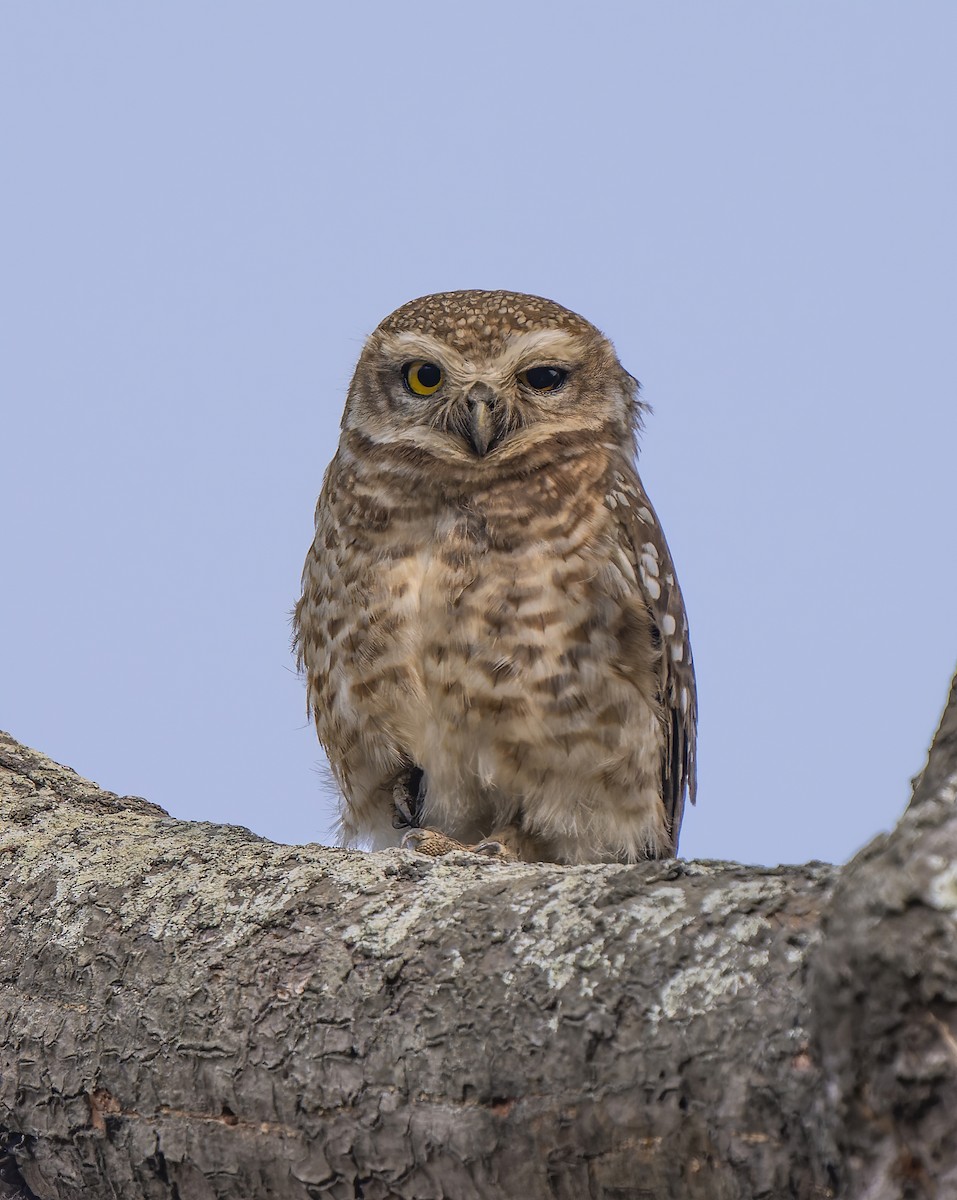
[1,665,955,1199]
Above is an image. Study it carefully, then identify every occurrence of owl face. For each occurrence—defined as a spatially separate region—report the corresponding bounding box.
[341,290,641,467]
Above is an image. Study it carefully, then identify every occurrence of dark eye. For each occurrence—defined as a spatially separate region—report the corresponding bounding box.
[519,366,567,393]
[403,361,444,396]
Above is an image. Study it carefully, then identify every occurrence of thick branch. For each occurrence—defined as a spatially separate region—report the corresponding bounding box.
[809,669,957,1199]
[1,664,955,1200]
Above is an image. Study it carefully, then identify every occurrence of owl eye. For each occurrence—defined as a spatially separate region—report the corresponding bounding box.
[402,361,444,396]
[519,366,568,393]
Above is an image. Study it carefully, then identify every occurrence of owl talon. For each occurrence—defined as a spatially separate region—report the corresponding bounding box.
[469,839,516,862]
[392,766,426,829]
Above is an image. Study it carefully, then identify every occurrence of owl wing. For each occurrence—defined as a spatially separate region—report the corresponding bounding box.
[609,463,697,853]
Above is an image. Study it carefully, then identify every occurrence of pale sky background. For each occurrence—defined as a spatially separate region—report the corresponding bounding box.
[2,3,955,866]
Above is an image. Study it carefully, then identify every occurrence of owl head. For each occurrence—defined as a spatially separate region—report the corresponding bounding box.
[341,290,643,468]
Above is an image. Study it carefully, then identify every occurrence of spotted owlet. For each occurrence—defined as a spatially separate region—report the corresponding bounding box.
[294,291,696,864]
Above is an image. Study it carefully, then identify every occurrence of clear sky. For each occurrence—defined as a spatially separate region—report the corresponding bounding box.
[2,3,955,866]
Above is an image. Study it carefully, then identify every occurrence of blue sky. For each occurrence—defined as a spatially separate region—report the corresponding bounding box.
[2,3,955,865]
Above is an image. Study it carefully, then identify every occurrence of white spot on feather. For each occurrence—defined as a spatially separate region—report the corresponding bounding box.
[614,549,637,585]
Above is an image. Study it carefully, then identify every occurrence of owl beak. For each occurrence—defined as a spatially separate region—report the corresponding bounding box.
[466,383,498,457]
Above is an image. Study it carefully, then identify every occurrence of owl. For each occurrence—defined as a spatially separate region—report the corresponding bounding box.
[294,291,696,865]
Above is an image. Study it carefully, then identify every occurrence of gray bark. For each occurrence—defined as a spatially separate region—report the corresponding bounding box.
[0,667,955,1200]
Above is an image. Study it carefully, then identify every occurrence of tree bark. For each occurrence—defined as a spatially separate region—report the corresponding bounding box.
[0,668,954,1200]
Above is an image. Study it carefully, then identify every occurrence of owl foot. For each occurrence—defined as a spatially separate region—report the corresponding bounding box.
[469,839,517,862]
[401,828,469,856]
[401,828,517,862]
[391,766,426,829]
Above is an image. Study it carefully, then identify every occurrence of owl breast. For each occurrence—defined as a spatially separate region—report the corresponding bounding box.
[322,487,667,863]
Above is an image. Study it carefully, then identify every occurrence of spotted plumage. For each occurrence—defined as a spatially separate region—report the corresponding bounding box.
[294,290,696,864]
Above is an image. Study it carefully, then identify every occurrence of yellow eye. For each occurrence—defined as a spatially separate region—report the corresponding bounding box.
[518,366,568,393]
[402,361,444,396]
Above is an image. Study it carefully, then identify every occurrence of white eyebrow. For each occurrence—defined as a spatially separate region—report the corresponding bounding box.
[503,329,584,361]
[377,331,464,365]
